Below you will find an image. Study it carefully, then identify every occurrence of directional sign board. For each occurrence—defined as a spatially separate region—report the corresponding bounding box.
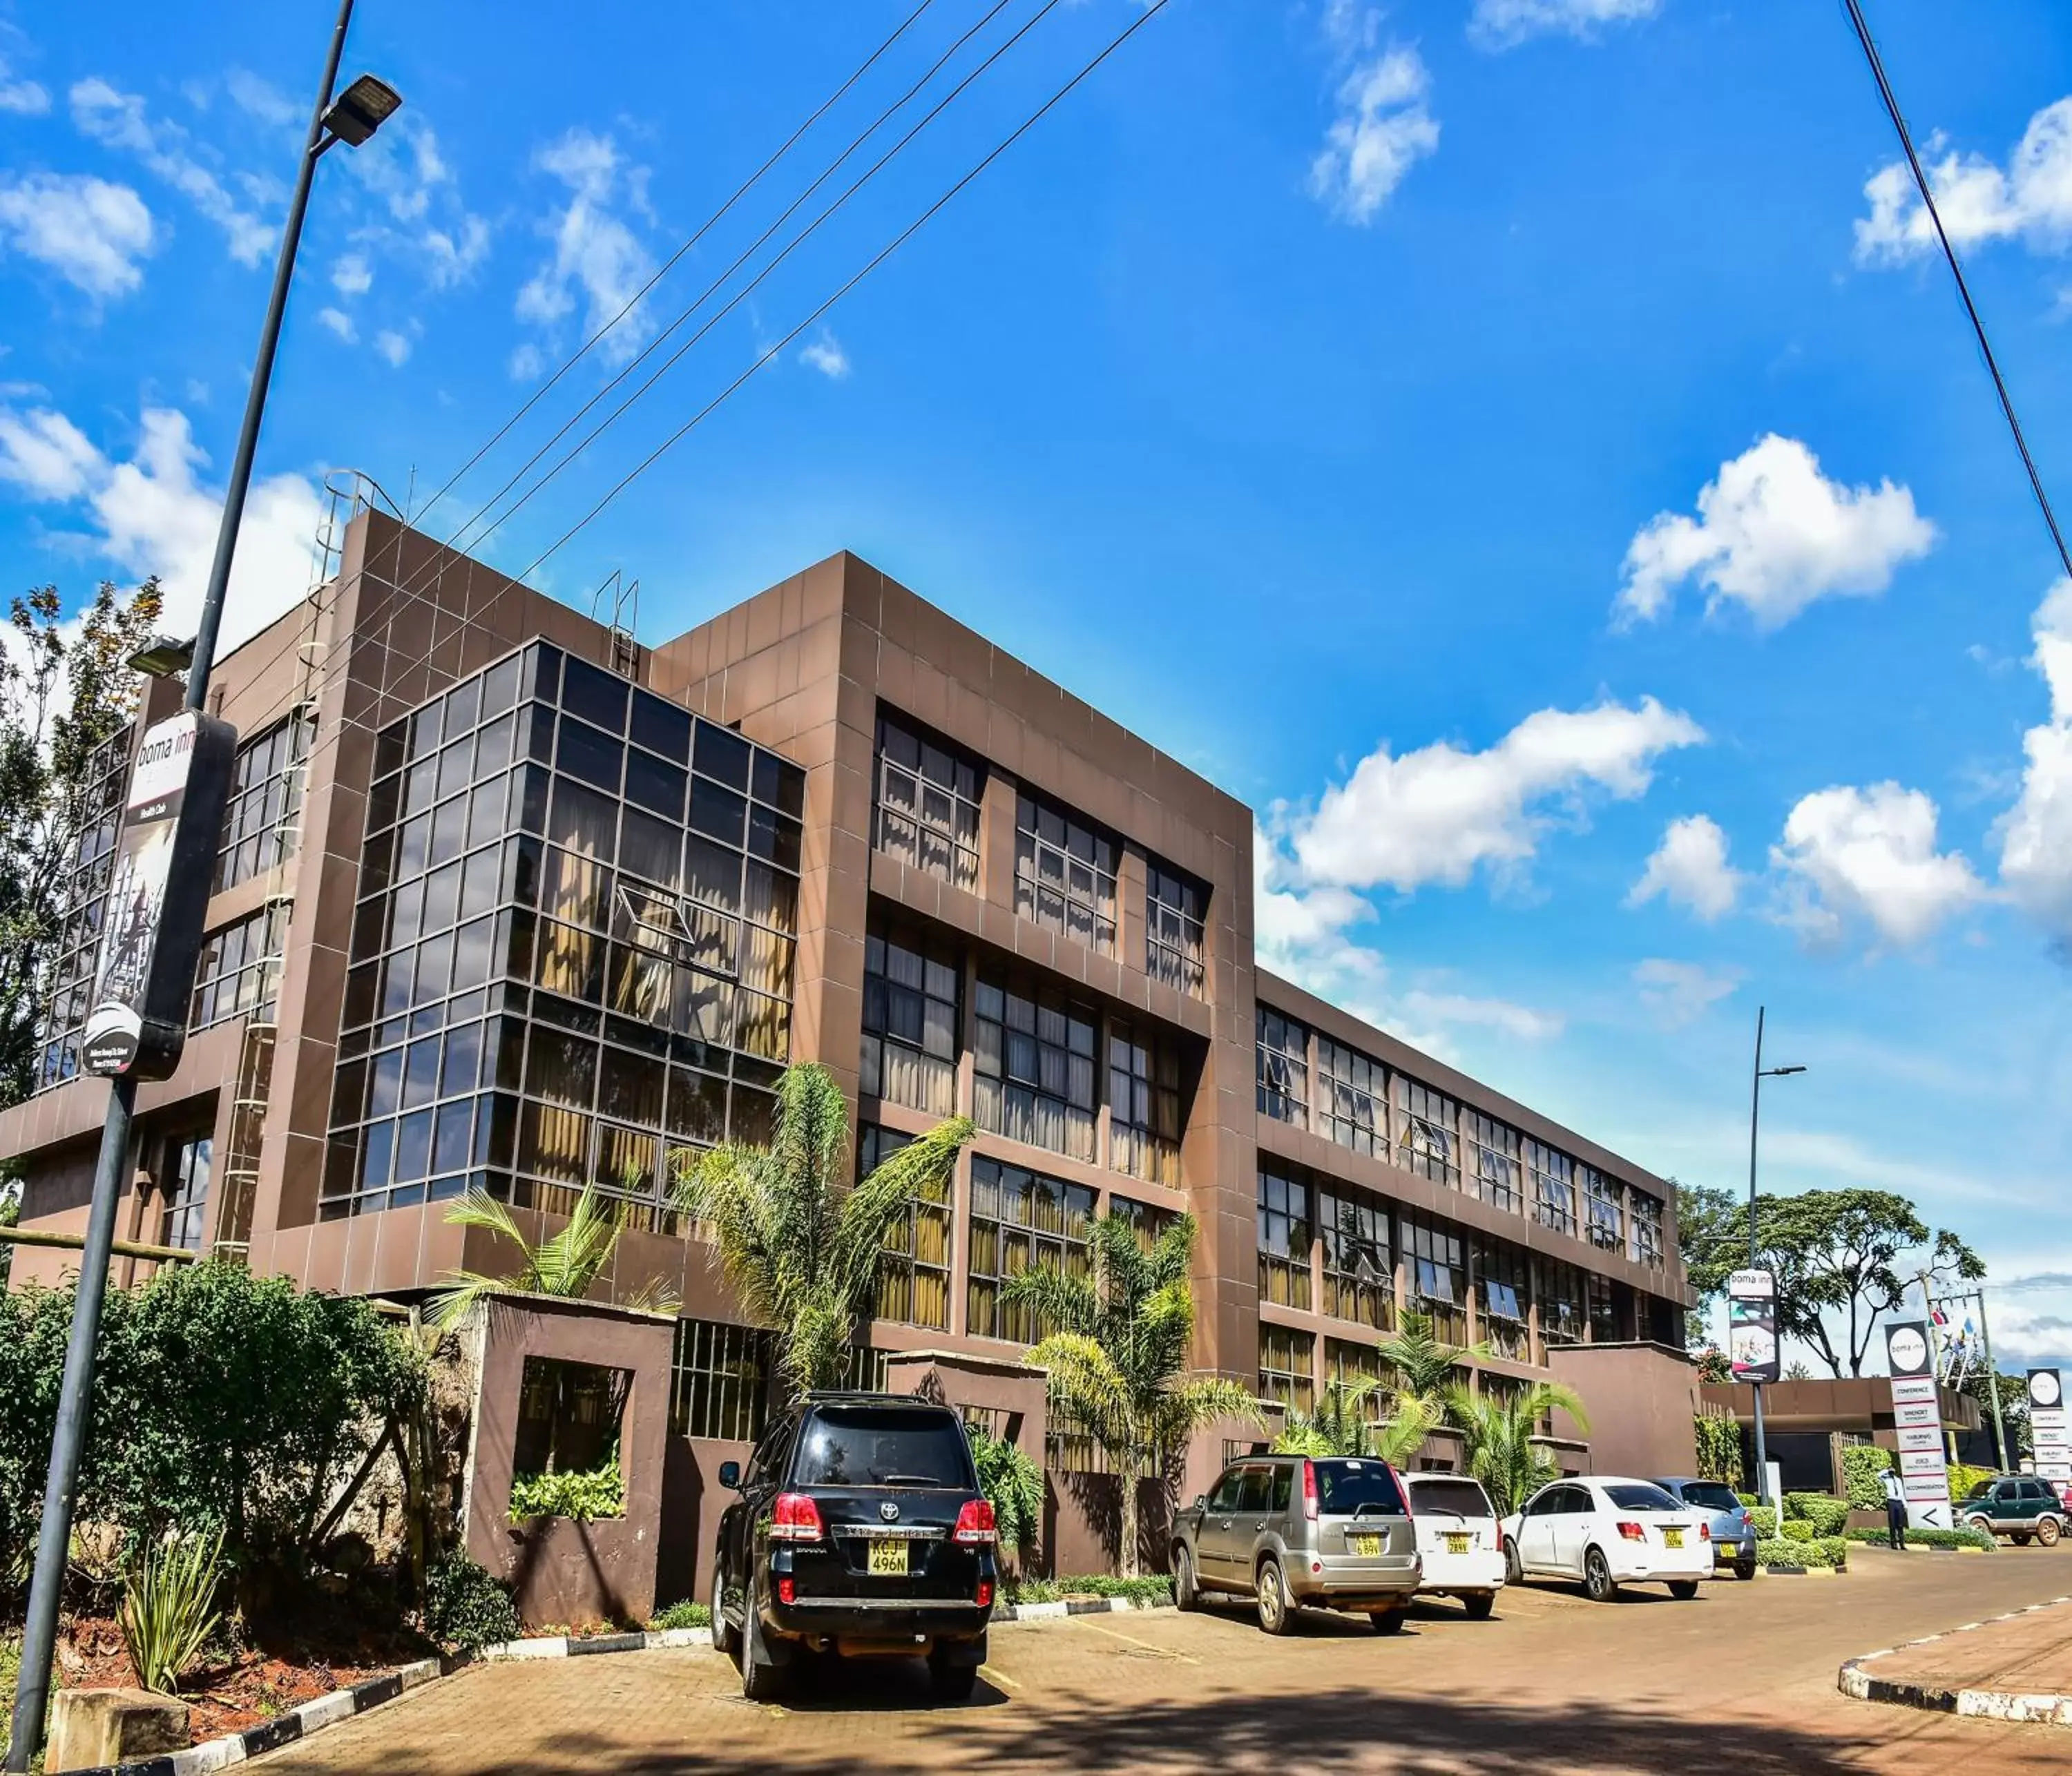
[1887,1320,1951,1529]
[2031,1370,2069,1489]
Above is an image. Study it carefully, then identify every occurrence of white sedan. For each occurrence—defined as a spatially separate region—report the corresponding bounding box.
[1501,1476,1711,1602]
[1401,1472,1507,1618]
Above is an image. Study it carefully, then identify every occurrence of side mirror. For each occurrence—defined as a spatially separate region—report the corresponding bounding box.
[718,1461,741,1491]
[1192,1495,1205,1512]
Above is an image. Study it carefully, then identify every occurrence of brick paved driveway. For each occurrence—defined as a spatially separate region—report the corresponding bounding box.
[260,1548,2072,1775]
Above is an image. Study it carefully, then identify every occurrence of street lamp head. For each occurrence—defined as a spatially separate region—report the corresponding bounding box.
[1767,1064,1808,1078]
[321,75,403,148]
[126,635,195,679]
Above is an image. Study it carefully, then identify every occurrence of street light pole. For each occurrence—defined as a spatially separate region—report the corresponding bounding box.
[3,5,398,1765]
[1745,1005,1805,1514]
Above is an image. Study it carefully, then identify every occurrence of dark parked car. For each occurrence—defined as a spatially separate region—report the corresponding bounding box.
[1169,1453,1420,1634]
[1959,1475,2066,1546]
[1651,1477,1758,1579]
[710,1393,998,1701]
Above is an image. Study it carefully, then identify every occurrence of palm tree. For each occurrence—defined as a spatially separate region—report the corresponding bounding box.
[1272,1378,1439,1465]
[428,1181,681,1332]
[1441,1380,1591,1516]
[1374,1310,1493,1413]
[672,1063,973,1400]
[1004,1212,1260,1579]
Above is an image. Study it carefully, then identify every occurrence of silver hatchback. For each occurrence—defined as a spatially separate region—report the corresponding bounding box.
[1171,1454,1421,1634]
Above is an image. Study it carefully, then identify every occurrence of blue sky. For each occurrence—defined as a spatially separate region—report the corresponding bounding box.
[4,0,2072,1371]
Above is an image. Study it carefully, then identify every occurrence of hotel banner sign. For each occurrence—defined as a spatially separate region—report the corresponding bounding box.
[1728,1268,1779,1384]
[1887,1321,1951,1528]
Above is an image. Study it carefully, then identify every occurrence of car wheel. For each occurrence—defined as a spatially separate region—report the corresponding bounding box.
[1583,1547,1619,1603]
[739,1579,786,1701]
[1174,1545,1200,1612]
[2039,1516,2063,1547]
[1734,1558,1757,1581]
[928,1648,979,1703]
[1668,1579,1699,1601]
[711,1559,738,1657]
[1504,1538,1523,1585]
[1965,1515,1993,1540]
[1369,1608,1408,1634]
[1461,1592,1496,1621]
[1255,1558,1295,1636]
[2013,1532,2033,1546]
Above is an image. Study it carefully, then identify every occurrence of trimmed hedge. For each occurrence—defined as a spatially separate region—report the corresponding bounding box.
[1844,1525,1995,1553]
[1758,1535,1848,1570]
[1841,1445,1894,1511]
[1783,1493,1851,1537]
[1010,1574,1175,1605]
[1745,1505,1778,1538]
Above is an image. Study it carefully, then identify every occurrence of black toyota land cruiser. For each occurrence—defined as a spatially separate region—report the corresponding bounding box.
[710,1393,998,1701]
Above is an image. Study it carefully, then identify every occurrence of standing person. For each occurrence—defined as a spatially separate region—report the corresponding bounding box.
[1882,1464,1908,1550]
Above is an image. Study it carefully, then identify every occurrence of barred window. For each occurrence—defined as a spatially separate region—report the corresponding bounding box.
[214,708,315,891]
[967,1155,1093,1344]
[35,722,132,1093]
[1258,1323,1314,1418]
[873,713,980,892]
[1528,1139,1577,1238]
[863,1124,951,1331]
[1535,1254,1585,1349]
[1257,1165,1312,1311]
[1464,1110,1524,1215]
[158,1133,213,1252]
[1146,860,1207,998]
[671,1317,772,1442]
[1583,1167,1623,1253]
[1474,1239,1531,1362]
[1015,791,1115,952]
[1319,1187,1392,1329]
[861,925,959,1117]
[1108,1018,1182,1188]
[972,973,1097,1163]
[1629,1189,1665,1268]
[1394,1077,1459,1188]
[1401,1208,1467,1347]
[1256,1006,1308,1126]
[190,902,291,1031]
[1317,1038,1384,1157]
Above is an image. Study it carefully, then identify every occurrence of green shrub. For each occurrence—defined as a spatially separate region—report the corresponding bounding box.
[1843,1525,1995,1553]
[119,1526,224,1695]
[1745,1505,1777,1538]
[1779,1518,1813,1543]
[1006,1576,1060,1604]
[968,1424,1044,1563]
[1056,1574,1173,1603]
[1841,1444,1893,1510]
[648,1599,711,1631]
[1783,1493,1851,1536]
[1758,1535,1845,1570]
[1947,1462,1994,1502]
[423,1556,520,1652]
[508,1458,625,1524]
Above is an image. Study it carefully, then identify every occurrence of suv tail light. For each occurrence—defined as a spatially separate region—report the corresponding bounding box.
[771,1493,825,1543]
[1389,1465,1412,1519]
[1616,1521,1646,1543]
[954,1499,998,1545]
[1302,1460,1319,1522]
[1699,1522,1710,1541]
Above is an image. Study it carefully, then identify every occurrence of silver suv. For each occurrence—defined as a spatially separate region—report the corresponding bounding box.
[1171,1454,1420,1634]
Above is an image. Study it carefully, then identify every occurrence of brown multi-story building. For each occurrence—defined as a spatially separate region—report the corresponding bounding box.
[1,499,1698,1606]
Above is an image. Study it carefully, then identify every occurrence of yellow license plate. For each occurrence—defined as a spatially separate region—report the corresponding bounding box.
[1444,1533,1469,1555]
[1350,1534,1383,1557]
[867,1539,909,1576]
[1663,1529,1683,1549]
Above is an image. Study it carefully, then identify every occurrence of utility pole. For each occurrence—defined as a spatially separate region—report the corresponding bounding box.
[1928,1282,2012,1474]
[3,8,399,1766]
[1746,1006,1805,1512]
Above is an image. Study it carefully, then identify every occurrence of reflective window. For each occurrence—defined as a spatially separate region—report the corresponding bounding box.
[1256,1006,1308,1126]
[1584,1167,1623,1253]
[1629,1188,1665,1268]
[1394,1077,1459,1188]
[158,1133,213,1251]
[1401,1207,1467,1346]
[972,972,1097,1163]
[189,903,291,1032]
[1108,1018,1182,1188]
[1320,1186,1392,1329]
[213,708,315,891]
[1257,1164,1312,1311]
[861,925,959,1117]
[1527,1139,1577,1238]
[1015,791,1115,952]
[1535,1254,1585,1349]
[967,1155,1093,1344]
[872,712,980,892]
[35,722,133,1093]
[1145,860,1207,999]
[862,1124,951,1332]
[1474,1239,1531,1361]
[1258,1323,1314,1418]
[1317,1037,1385,1157]
[1464,1110,1524,1215]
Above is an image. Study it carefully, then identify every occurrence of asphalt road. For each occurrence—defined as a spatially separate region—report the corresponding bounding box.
[256,1545,2072,1775]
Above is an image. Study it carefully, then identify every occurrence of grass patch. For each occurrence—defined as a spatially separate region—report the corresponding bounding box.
[646,1600,711,1632]
[1007,1574,1174,1605]
[0,1634,17,1755]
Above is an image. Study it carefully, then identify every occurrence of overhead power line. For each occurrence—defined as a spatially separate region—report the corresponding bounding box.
[1841,0,2072,581]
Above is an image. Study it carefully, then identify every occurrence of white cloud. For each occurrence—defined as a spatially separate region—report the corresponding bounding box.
[1628,813,1742,920]
[373,328,411,368]
[1618,434,1937,629]
[222,68,297,130]
[1770,782,1984,949]
[1284,697,1706,896]
[422,214,490,290]
[508,342,546,382]
[0,55,50,115]
[798,329,850,380]
[70,75,273,266]
[515,128,654,361]
[316,306,357,343]
[1309,8,1438,226]
[1997,578,2072,934]
[1633,958,1740,1028]
[1469,0,1658,51]
[0,403,323,655]
[332,252,372,296]
[0,173,155,298]
[1856,97,2072,264]
[1399,989,1564,1043]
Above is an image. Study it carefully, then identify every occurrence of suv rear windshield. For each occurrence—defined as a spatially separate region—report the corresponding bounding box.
[791,1406,974,1489]
[1604,1483,1682,1512]
[1674,1482,1742,1513]
[1407,1478,1493,1520]
[1314,1460,1406,1517]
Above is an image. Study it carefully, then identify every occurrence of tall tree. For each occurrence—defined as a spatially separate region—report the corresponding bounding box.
[0,579,164,1106]
[1673,1178,1740,1327]
[1004,1212,1259,1579]
[1683,1188,1983,1378]
[1374,1309,1491,1415]
[674,1063,973,1399]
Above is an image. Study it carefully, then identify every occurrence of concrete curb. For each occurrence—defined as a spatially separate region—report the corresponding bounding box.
[67,1658,443,1776]
[1762,1563,1848,1576]
[1839,1594,2072,1726]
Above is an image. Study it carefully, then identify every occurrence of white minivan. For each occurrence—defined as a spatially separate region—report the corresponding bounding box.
[1401,1472,1506,1618]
